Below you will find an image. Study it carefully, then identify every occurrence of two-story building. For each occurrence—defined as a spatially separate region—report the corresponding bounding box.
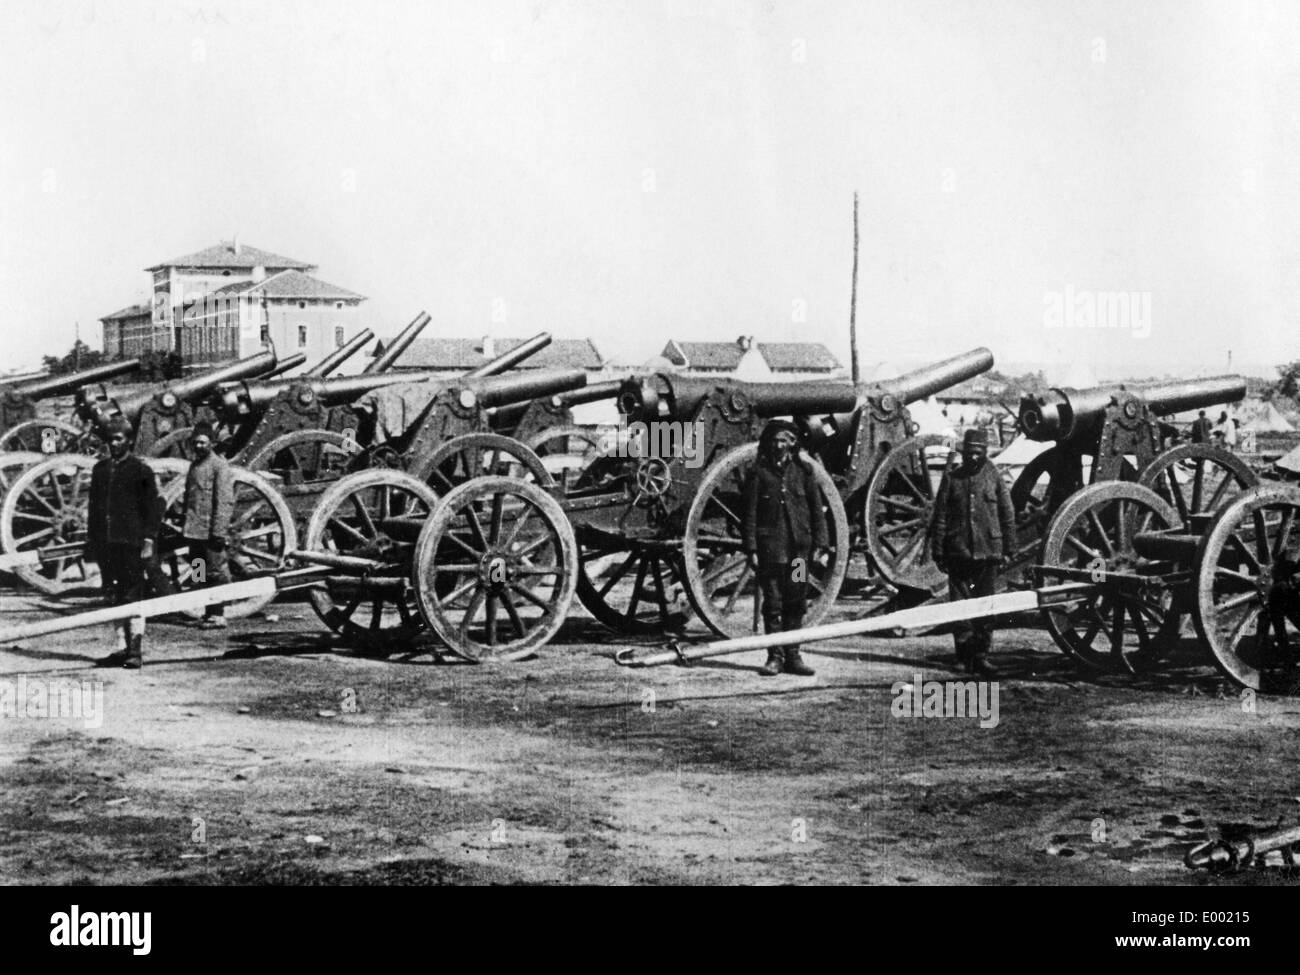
[102,240,368,370]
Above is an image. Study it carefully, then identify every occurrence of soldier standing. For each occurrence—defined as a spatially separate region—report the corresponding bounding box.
[742,419,829,677]
[87,416,161,669]
[181,422,234,629]
[930,428,1016,676]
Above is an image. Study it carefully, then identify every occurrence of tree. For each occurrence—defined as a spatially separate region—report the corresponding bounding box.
[1275,360,1300,399]
[41,340,106,376]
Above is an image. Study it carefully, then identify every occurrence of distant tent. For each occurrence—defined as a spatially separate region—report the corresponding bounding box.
[992,435,1053,469]
[1276,443,1300,475]
[907,398,957,439]
[1242,402,1295,433]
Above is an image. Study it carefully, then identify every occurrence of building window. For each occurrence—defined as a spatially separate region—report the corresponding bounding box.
[335,326,345,348]
[298,325,308,348]
[260,323,270,344]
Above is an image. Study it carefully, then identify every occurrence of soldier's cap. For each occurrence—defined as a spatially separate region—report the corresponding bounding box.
[191,421,216,441]
[760,419,801,441]
[102,415,133,439]
[962,428,988,449]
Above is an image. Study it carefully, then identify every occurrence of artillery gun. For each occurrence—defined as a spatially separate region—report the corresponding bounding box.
[148,325,382,462]
[1010,376,1254,572]
[0,359,143,455]
[74,348,281,457]
[289,370,859,659]
[797,348,995,596]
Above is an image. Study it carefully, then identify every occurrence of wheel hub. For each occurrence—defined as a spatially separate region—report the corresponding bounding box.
[478,551,516,590]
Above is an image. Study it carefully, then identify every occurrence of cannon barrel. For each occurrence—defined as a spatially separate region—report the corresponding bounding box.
[11,358,142,400]
[618,373,858,423]
[464,368,588,410]
[363,312,431,374]
[262,353,308,378]
[0,370,49,387]
[1020,375,1247,442]
[487,377,624,424]
[462,332,553,379]
[103,349,279,424]
[216,368,443,416]
[872,347,995,407]
[305,329,375,377]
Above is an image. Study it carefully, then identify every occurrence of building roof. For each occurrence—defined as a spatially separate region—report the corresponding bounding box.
[147,241,315,272]
[758,342,841,372]
[100,302,152,322]
[208,270,365,302]
[385,337,604,371]
[662,340,746,371]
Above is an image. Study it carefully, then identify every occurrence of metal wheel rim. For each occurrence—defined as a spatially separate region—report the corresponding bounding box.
[682,443,850,639]
[412,475,577,661]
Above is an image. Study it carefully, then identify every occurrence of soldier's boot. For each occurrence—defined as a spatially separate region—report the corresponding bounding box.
[969,628,996,677]
[123,618,144,670]
[783,647,815,677]
[97,622,131,667]
[759,650,784,676]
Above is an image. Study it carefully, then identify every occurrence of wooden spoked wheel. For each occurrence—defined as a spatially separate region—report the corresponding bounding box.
[1194,484,1300,691]
[0,418,100,457]
[574,534,691,634]
[412,476,578,661]
[525,426,607,492]
[156,466,296,619]
[244,429,363,486]
[146,422,244,460]
[303,470,438,650]
[0,455,100,594]
[1137,443,1257,527]
[682,443,850,639]
[1038,482,1179,673]
[862,435,948,592]
[413,433,553,495]
[0,452,45,496]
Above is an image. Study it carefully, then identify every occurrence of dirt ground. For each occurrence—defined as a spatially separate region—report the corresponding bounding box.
[3,583,1299,887]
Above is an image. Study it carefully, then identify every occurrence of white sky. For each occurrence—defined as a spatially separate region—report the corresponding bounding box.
[1,0,1297,380]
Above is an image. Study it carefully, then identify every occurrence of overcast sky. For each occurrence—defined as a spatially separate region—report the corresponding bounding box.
[1,0,1296,380]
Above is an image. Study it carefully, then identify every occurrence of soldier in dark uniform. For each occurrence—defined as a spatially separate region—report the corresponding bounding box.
[86,415,161,669]
[930,428,1016,676]
[742,419,829,677]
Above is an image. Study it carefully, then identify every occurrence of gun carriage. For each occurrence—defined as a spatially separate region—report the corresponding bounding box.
[797,348,994,597]
[0,359,143,455]
[288,371,857,662]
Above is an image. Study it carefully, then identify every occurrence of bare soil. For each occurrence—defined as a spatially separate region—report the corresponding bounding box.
[2,585,1298,886]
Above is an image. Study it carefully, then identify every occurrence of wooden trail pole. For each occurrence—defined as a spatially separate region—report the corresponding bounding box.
[615,585,1091,668]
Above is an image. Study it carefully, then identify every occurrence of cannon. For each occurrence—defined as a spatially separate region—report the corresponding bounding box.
[155,326,386,462]
[1010,376,1254,580]
[74,348,280,457]
[225,326,555,474]
[290,372,858,657]
[797,347,995,596]
[292,364,595,649]
[0,359,143,455]
[1031,478,1300,692]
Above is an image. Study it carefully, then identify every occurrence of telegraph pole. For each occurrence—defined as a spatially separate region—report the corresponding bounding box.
[849,192,861,384]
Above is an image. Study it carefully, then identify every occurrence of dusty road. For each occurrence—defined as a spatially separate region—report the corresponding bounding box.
[2,585,1298,886]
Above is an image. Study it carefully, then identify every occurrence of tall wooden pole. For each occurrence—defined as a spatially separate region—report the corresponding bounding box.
[849,192,861,384]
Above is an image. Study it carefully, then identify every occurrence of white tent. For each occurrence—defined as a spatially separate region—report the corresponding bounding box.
[992,435,1053,469]
[907,397,957,439]
[1241,402,1295,433]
